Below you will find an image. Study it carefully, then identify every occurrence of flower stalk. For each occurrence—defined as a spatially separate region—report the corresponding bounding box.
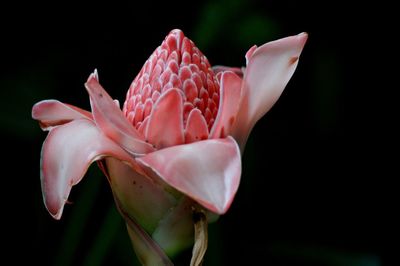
[190,206,208,266]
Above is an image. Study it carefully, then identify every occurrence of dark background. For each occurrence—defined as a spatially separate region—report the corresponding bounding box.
[1,0,397,265]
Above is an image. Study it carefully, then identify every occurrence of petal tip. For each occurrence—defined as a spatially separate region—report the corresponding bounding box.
[87,69,99,83]
[205,201,230,215]
[297,32,308,47]
[245,45,258,63]
[47,205,63,220]
[298,31,308,37]
[31,101,41,119]
[31,100,53,120]
[42,185,64,220]
[192,187,235,215]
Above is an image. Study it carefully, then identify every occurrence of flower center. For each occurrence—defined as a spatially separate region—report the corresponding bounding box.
[123,29,220,133]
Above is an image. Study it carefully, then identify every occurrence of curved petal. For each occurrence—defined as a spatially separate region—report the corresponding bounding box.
[41,119,135,219]
[137,137,241,214]
[245,45,257,65]
[184,108,209,143]
[32,100,92,130]
[145,88,184,149]
[209,71,243,138]
[232,33,308,150]
[85,72,155,156]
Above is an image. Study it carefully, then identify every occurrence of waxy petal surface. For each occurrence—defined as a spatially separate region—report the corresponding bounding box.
[41,119,135,219]
[138,137,241,214]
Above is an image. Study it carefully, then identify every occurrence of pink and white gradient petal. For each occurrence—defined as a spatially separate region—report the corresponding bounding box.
[41,119,135,219]
[137,136,241,214]
[85,72,155,155]
[232,33,308,150]
[210,71,243,139]
[145,88,185,149]
[32,100,92,130]
[184,108,209,143]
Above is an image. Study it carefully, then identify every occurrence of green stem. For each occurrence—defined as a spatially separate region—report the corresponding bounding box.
[114,196,173,266]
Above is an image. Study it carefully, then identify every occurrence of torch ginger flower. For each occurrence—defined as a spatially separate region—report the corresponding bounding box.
[32,29,307,265]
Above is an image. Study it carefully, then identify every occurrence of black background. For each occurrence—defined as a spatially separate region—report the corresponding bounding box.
[1,1,397,265]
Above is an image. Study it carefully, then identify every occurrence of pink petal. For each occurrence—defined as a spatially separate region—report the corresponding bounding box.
[85,72,155,155]
[137,137,241,214]
[232,33,308,150]
[145,88,184,149]
[32,100,92,130]
[245,45,257,65]
[41,119,135,219]
[184,109,209,143]
[209,71,243,138]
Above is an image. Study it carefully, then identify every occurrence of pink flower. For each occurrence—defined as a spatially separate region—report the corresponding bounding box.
[32,29,307,264]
